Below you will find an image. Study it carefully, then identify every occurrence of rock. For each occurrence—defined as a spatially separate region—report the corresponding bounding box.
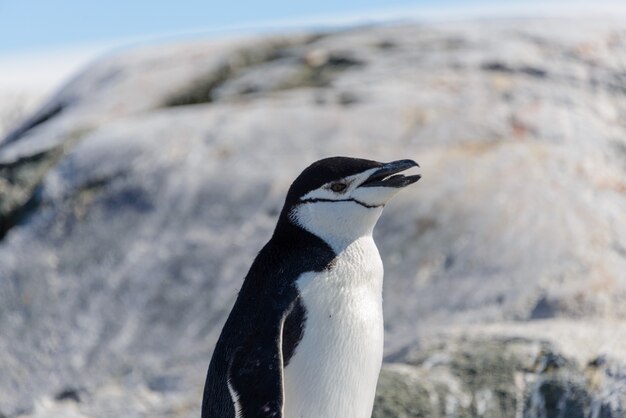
[54,388,82,403]
[1,18,625,417]
[374,336,626,418]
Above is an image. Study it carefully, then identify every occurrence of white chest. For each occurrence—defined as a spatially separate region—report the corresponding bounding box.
[283,236,384,418]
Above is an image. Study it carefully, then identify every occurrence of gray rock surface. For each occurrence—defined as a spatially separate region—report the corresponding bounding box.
[1,19,625,417]
[375,333,626,418]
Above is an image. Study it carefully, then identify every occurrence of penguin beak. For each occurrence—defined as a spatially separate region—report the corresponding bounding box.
[359,159,421,188]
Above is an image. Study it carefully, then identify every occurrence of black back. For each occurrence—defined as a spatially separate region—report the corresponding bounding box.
[201,156,383,418]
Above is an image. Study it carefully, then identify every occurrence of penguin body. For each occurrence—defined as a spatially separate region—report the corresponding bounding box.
[201,157,420,418]
[283,235,384,417]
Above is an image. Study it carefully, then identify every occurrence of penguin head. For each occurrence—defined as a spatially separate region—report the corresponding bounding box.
[281,157,420,248]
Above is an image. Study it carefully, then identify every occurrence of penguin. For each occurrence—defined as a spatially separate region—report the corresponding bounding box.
[201,156,421,418]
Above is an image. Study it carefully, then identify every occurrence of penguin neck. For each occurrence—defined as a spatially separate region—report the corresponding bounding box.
[284,203,384,254]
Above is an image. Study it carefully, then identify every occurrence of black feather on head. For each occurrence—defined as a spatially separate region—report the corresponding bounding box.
[285,157,382,203]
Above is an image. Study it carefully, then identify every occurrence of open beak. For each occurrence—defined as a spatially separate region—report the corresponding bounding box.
[359,159,421,188]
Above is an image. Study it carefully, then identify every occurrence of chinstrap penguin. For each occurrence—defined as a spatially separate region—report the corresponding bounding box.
[201,156,421,418]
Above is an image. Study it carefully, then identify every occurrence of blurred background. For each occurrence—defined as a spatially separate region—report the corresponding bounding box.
[1,1,626,417]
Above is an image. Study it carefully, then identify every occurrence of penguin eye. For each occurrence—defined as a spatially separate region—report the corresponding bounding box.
[330,182,347,193]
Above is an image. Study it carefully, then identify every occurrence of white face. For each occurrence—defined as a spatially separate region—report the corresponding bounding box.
[289,167,407,251]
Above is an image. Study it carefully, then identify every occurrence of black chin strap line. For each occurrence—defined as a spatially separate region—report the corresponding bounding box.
[299,197,382,209]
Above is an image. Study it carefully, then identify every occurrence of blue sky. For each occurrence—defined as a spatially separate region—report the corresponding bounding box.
[2,0,624,56]
[0,0,441,54]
